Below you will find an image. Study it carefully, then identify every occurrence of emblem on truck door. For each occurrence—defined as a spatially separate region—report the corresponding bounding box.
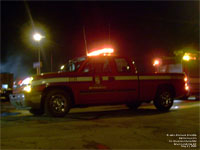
[95,76,101,85]
[89,76,106,90]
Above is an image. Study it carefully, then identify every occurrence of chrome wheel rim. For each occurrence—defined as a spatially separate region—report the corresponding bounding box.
[160,92,173,107]
[50,95,67,113]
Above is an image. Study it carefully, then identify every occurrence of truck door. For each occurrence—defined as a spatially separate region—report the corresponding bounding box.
[111,57,139,103]
[78,57,139,104]
[78,57,119,104]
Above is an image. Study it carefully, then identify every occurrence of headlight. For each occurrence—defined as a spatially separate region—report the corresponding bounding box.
[20,77,33,86]
[23,85,32,92]
[20,77,33,92]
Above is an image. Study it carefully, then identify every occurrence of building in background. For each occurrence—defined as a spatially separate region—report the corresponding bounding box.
[0,73,14,101]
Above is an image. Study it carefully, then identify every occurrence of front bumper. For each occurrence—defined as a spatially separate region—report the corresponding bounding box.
[9,93,31,109]
[9,92,42,110]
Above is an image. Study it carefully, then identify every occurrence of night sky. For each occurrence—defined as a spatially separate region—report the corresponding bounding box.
[1,1,199,79]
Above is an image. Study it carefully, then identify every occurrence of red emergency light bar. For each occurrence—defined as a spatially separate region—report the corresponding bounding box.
[87,48,114,56]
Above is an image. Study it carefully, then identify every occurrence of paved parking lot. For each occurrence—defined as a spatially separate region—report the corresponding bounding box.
[1,100,199,149]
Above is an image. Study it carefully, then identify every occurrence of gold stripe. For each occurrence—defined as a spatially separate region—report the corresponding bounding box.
[32,77,93,86]
[189,78,200,83]
[77,77,93,82]
[139,76,183,80]
[115,76,138,80]
[32,78,69,86]
[102,76,109,81]
[32,75,183,86]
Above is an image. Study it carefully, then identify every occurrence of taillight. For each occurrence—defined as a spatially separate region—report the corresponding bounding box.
[184,77,188,82]
[184,76,189,91]
[185,83,189,91]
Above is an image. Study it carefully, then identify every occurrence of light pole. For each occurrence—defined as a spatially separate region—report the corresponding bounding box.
[51,49,53,72]
[33,32,45,75]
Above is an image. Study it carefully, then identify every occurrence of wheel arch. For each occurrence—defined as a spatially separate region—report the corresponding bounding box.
[155,84,176,98]
[41,85,75,109]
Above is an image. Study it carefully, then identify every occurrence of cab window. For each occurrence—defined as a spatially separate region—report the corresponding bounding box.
[82,58,111,73]
[61,57,86,72]
[114,58,131,73]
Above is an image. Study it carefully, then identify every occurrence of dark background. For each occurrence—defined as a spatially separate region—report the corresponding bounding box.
[1,1,199,79]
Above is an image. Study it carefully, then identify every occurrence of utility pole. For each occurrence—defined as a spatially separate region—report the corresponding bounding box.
[38,44,41,74]
[51,49,53,72]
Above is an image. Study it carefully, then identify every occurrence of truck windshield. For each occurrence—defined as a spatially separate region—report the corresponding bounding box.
[61,57,86,72]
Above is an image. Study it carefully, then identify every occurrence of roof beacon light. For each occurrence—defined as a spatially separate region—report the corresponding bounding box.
[87,48,114,56]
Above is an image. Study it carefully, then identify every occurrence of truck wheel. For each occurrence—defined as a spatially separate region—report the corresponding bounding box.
[45,89,71,117]
[29,109,44,116]
[154,88,174,111]
[126,102,141,110]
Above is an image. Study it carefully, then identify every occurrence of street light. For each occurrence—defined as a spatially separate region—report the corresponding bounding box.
[32,32,45,74]
[33,33,43,41]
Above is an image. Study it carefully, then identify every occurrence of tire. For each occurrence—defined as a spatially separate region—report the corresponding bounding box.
[126,101,141,110]
[154,87,174,111]
[29,109,44,116]
[45,89,71,117]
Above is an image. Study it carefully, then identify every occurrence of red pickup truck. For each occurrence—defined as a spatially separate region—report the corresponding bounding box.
[10,55,189,117]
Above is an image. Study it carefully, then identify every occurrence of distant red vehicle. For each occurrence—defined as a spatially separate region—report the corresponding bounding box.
[154,51,200,99]
[10,51,188,117]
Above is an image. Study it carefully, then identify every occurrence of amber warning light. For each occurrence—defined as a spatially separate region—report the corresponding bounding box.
[87,48,114,56]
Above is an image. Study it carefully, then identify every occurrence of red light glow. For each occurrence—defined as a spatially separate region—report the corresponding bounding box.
[185,83,189,91]
[87,48,114,56]
[153,60,160,66]
[184,77,188,82]
[18,80,22,85]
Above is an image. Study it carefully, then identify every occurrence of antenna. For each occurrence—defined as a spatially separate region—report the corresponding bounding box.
[108,23,111,44]
[83,26,88,55]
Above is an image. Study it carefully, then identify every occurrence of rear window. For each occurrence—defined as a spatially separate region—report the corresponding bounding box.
[114,58,131,73]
